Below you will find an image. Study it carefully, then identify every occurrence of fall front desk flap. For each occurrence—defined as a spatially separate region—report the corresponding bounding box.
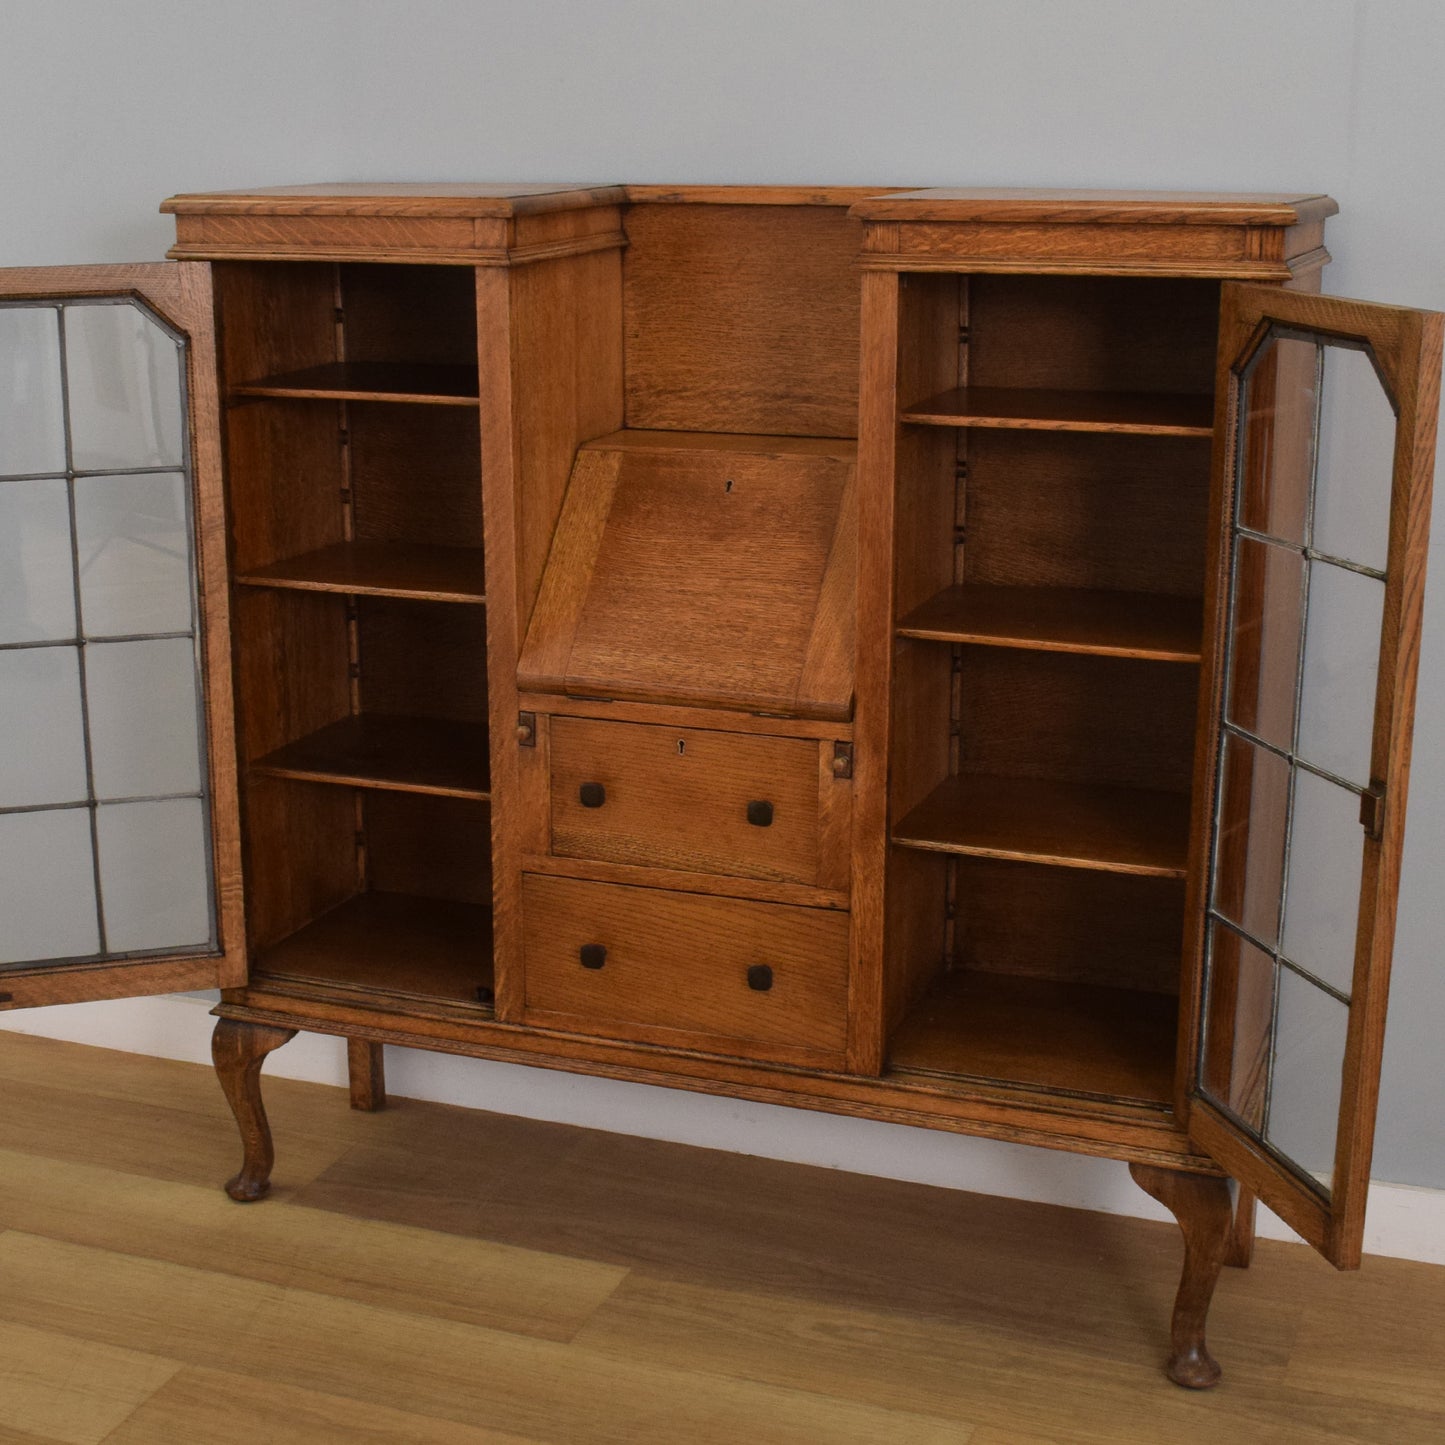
[519,431,857,721]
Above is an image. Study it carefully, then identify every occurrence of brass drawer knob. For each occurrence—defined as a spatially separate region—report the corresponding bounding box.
[580,944,607,970]
[580,782,606,808]
[746,964,774,992]
[746,800,774,827]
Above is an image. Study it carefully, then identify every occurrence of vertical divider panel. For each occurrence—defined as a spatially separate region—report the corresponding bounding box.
[481,229,626,1024]
[852,268,964,1072]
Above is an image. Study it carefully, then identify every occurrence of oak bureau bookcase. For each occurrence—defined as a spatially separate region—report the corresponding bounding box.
[0,183,1439,1389]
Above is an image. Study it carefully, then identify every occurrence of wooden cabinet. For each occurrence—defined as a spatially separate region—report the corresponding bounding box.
[1,183,1439,1390]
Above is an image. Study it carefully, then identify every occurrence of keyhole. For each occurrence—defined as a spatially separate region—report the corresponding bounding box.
[677,739,686,755]
[724,478,734,493]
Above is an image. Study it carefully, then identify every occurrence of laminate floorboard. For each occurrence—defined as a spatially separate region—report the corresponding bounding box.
[0,1030,1440,1444]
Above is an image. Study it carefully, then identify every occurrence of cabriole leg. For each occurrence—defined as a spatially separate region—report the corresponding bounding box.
[1129,1162,1234,1389]
[212,1018,297,1202]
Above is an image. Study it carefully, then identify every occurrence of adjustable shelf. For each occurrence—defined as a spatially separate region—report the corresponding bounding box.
[899,385,1213,436]
[896,584,1203,663]
[254,892,495,1007]
[892,773,1190,878]
[236,542,487,604]
[889,970,1177,1105]
[251,715,490,801]
[231,361,481,406]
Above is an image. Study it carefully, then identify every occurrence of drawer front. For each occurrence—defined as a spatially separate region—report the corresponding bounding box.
[549,717,823,884]
[522,874,849,1065]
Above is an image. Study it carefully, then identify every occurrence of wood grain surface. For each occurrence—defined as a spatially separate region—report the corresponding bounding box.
[237,541,487,603]
[521,875,849,1068]
[896,583,1204,662]
[0,1031,1441,1444]
[547,717,825,884]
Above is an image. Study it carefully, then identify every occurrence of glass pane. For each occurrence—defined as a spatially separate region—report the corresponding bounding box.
[75,472,192,636]
[1281,768,1365,997]
[0,478,77,644]
[1200,922,1273,1132]
[1211,733,1290,946]
[1225,535,1304,752]
[0,809,99,965]
[1297,561,1384,789]
[1266,968,1349,1195]
[95,798,211,953]
[65,303,183,472]
[0,307,65,477]
[85,637,203,799]
[1237,333,1318,546]
[0,647,89,808]
[1314,345,1395,574]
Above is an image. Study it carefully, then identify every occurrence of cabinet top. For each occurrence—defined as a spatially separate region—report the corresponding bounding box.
[161,183,1338,227]
[161,183,629,219]
[848,188,1338,226]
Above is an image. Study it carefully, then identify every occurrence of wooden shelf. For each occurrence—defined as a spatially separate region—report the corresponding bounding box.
[251,714,490,800]
[896,584,1202,662]
[236,542,486,603]
[899,386,1213,436]
[254,892,494,1006]
[889,970,1176,1104]
[231,362,480,406]
[892,773,1190,878]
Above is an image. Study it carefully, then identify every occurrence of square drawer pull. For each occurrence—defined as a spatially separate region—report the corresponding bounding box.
[747,964,774,992]
[746,800,774,827]
[580,782,606,808]
[580,944,608,970]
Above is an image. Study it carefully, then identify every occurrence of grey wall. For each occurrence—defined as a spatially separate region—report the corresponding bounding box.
[2,0,1442,1187]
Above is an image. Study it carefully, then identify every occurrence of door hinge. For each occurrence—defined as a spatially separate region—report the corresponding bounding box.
[1360,783,1386,841]
[516,711,536,748]
[831,741,854,780]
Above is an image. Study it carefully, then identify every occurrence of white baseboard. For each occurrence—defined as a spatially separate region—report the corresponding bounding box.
[5,993,1441,1266]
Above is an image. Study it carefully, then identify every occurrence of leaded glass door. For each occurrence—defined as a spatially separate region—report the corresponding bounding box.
[0,265,244,1008]
[1186,283,1441,1267]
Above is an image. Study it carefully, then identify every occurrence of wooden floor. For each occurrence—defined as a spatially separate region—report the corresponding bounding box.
[0,1034,1442,1444]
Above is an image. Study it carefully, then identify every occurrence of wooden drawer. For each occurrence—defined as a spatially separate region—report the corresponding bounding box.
[522,874,849,1066]
[547,717,840,885]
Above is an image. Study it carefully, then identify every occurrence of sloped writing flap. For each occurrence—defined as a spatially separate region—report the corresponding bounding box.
[520,430,856,719]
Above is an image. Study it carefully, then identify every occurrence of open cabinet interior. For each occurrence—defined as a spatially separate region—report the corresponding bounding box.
[218,260,494,1009]
[884,273,1220,1105]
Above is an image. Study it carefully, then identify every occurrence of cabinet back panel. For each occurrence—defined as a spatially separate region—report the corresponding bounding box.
[215,265,347,574]
[623,204,861,437]
[953,858,1183,995]
[216,262,338,383]
[884,848,950,1032]
[968,275,1220,395]
[226,400,348,574]
[357,597,488,725]
[234,590,351,759]
[364,791,491,906]
[957,648,1198,794]
[244,776,357,950]
[339,264,477,365]
[889,642,952,818]
[349,404,483,548]
[965,431,1211,597]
